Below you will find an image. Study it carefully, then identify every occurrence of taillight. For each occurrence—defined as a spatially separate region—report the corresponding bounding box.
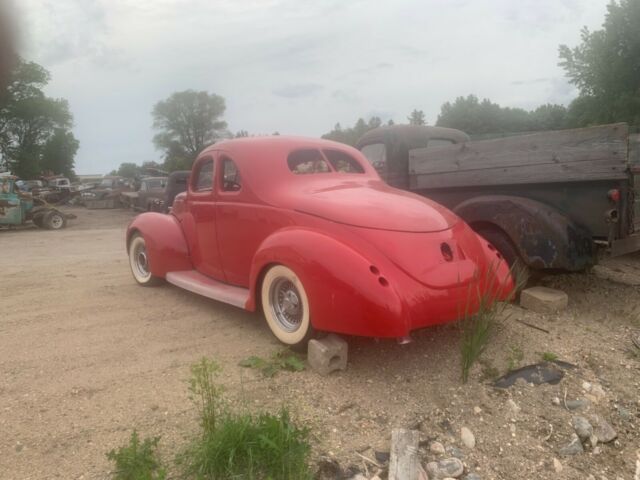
[607,189,620,203]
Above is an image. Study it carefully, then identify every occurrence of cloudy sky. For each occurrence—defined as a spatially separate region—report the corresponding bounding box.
[13,0,610,174]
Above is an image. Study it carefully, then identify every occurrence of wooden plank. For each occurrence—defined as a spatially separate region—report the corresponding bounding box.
[411,159,628,189]
[388,429,421,480]
[409,124,629,181]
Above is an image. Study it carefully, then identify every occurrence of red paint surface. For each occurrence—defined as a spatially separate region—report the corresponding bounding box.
[127,136,513,338]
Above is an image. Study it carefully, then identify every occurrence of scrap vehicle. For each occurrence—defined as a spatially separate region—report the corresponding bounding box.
[126,136,513,347]
[356,123,640,271]
[0,175,75,229]
[160,170,190,212]
[121,176,168,212]
[82,175,132,209]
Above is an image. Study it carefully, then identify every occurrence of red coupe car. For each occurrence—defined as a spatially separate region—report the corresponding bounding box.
[126,136,513,347]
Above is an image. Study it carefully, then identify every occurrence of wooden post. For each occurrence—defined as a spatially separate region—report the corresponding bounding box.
[388,428,421,480]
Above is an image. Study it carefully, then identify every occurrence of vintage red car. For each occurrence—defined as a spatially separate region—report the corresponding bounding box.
[126,136,513,347]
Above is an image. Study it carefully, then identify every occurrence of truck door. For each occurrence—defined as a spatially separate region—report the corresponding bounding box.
[0,177,23,225]
[185,155,225,280]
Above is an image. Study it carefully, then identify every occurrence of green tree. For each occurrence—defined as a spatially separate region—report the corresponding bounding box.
[152,90,228,170]
[0,58,77,178]
[41,128,79,179]
[436,94,567,134]
[116,162,140,178]
[321,116,383,146]
[407,109,426,125]
[559,0,640,126]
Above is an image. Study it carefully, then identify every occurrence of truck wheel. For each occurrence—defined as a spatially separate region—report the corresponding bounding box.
[261,265,315,349]
[44,210,67,230]
[128,234,162,286]
[476,226,530,285]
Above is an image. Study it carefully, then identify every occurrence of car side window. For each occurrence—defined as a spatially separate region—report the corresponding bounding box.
[323,149,365,173]
[287,149,331,174]
[221,157,242,192]
[194,158,214,191]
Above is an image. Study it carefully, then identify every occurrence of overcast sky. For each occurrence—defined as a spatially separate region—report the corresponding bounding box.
[13,0,610,175]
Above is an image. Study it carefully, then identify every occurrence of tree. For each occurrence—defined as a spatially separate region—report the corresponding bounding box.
[115,162,140,178]
[0,58,78,178]
[41,128,79,179]
[152,90,228,170]
[559,0,640,126]
[436,94,567,134]
[321,116,384,146]
[407,109,426,125]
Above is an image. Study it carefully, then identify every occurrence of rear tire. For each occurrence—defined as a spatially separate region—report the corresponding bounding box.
[43,210,67,230]
[261,265,314,349]
[128,234,163,286]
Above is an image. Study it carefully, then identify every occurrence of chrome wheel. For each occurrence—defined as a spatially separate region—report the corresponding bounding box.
[269,278,303,332]
[50,214,63,229]
[133,242,150,279]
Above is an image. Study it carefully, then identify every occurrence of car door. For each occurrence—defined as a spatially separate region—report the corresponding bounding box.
[185,154,225,280]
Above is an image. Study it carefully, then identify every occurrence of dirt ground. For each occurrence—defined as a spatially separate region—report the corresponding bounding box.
[1,207,639,480]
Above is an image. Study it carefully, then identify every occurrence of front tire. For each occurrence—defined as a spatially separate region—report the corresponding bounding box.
[261,265,314,348]
[128,234,162,286]
[44,210,67,230]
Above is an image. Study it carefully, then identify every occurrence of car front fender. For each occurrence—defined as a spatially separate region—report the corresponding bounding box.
[248,227,407,337]
[126,213,192,277]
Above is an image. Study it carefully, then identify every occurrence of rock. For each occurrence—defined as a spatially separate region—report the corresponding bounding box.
[590,384,606,401]
[520,286,568,313]
[446,445,464,459]
[552,396,561,406]
[464,474,481,480]
[559,433,584,456]
[582,381,592,392]
[425,457,464,479]
[566,398,590,411]
[307,334,348,375]
[461,427,476,449]
[473,406,482,415]
[553,457,563,473]
[374,451,390,464]
[572,416,593,442]
[430,441,446,455]
[591,415,617,443]
[616,405,631,421]
[507,399,521,415]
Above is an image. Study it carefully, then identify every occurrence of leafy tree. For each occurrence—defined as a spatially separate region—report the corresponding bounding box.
[407,109,426,125]
[116,162,140,178]
[152,90,228,170]
[321,116,383,146]
[436,94,567,134]
[0,58,77,178]
[559,0,640,126]
[41,128,79,179]
[235,130,249,138]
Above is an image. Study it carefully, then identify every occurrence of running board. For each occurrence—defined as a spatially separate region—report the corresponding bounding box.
[166,270,249,309]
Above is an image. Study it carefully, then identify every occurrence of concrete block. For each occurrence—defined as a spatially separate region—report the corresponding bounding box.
[308,334,348,375]
[520,286,568,313]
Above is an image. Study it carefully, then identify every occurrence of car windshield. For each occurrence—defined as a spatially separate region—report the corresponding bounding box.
[287,149,365,175]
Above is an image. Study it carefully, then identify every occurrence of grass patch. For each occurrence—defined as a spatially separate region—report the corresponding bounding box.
[507,345,524,371]
[239,349,305,377]
[107,430,166,480]
[541,351,558,362]
[459,262,526,383]
[178,357,312,479]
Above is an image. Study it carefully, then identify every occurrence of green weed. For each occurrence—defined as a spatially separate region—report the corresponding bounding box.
[106,430,166,480]
[507,345,524,371]
[541,351,558,362]
[239,349,305,378]
[178,357,312,479]
[460,261,526,383]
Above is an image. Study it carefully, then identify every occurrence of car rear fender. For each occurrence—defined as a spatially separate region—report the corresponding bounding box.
[248,227,407,337]
[455,195,594,271]
[126,212,192,277]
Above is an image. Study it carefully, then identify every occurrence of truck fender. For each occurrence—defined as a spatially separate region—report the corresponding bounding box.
[247,227,406,337]
[126,213,192,277]
[454,195,593,271]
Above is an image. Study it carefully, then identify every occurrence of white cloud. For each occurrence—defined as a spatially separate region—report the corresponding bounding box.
[12,0,609,174]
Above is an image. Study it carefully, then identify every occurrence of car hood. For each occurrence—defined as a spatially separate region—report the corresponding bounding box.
[292,180,458,232]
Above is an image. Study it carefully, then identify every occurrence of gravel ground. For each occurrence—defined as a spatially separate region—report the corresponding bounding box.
[1,207,639,480]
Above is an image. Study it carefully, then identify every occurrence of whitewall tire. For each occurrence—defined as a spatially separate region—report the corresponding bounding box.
[128,234,162,286]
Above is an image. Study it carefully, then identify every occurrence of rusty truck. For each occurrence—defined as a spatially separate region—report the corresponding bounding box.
[357,123,640,271]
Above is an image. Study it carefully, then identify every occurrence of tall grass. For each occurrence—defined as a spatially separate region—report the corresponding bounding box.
[177,358,313,480]
[460,261,527,383]
[106,430,166,480]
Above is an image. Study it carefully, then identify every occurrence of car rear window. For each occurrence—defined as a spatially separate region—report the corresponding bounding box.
[287,149,331,175]
[322,149,365,173]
